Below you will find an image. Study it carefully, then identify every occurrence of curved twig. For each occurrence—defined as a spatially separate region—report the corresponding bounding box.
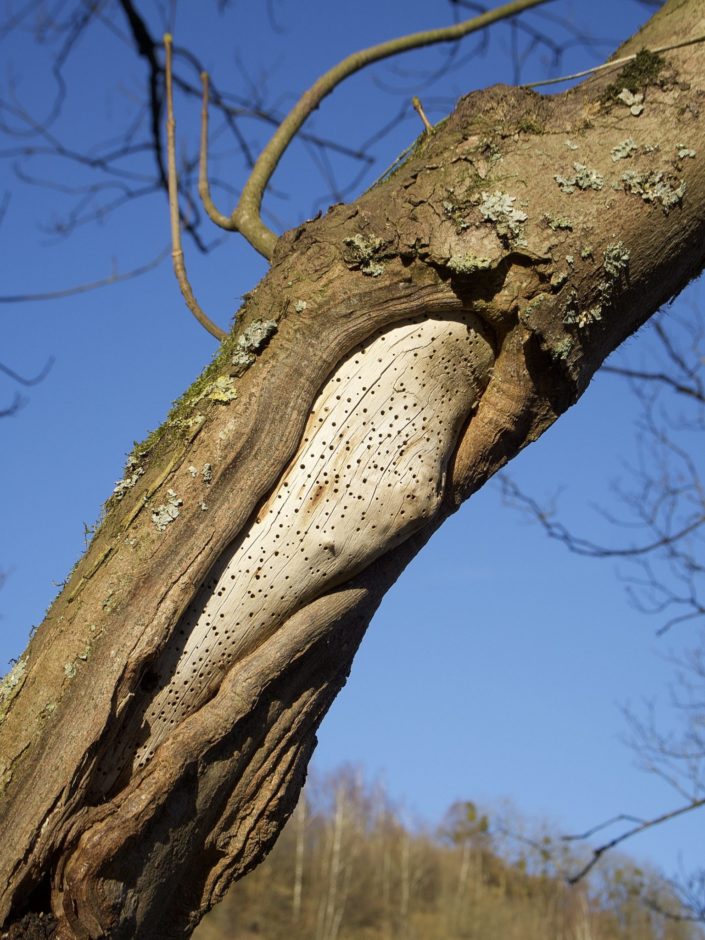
[164,35,227,343]
[0,358,54,386]
[231,0,552,260]
[199,72,238,232]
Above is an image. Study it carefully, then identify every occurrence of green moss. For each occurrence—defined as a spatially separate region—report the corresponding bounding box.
[0,657,27,724]
[124,310,275,469]
[517,117,544,135]
[601,49,665,105]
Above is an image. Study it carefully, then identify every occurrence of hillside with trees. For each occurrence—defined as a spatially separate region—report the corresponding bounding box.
[195,769,702,940]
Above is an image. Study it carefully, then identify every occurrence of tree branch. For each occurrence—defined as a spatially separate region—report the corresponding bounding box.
[0,245,169,303]
[198,71,238,232]
[565,798,705,884]
[164,35,227,343]
[602,364,705,403]
[231,0,552,259]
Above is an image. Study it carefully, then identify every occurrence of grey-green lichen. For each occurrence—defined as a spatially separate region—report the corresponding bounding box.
[544,215,573,231]
[621,169,686,213]
[550,271,568,290]
[565,140,579,151]
[617,89,644,116]
[551,337,574,360]
[603,241,630,279]
[580,246,594,260]
[343,233,386,276]
[0,657,27,724]
[113,465,144,500]
[202,463,213,483]
[565,305,603,328]
[523,293,548,318]
[231,319,278,369]
[564,242,629,329]
[563,287,603,329]
[446,253,493,275]
[555,163,604,194]
[479,191,527,246]
[611,138,638,162]
[294,300,308,313]
[677,145,696,160]
[442,196,471,233]
[152,489,182,531]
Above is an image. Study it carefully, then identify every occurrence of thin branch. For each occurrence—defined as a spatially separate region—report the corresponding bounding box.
[0,246,169,303]
[499,476,705,559]
[198,71,238,232]
[522,33,705,88]
[0,190,9,227]
[164,34,227,343]
[231,0,552,260]
[0,358,54,386]
[602,365,705,404]
[411,96,433,133]
[0,392,24,418]
[566,798,705,884]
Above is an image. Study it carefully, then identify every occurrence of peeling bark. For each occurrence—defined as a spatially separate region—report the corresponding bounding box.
[2,2,705,936]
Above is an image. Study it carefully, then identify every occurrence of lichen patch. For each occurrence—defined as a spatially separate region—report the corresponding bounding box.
[479,191,527,246]
[151,489,183,531]
[620,169,686,213]
[555,163,604,194]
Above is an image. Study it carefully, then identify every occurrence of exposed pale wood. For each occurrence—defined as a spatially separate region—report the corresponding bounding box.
[96,314,493,794]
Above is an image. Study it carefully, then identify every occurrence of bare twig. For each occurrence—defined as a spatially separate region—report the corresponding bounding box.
[231,0,551,260]
[164,35,227,343]
[522,33,705,88]
[499,476,705,560]
[0,358,54,386]
[198,72,238,232]
[602,365,705,404]
[0,246,169,303]
[566,798,705,884]
[0,392,24,418]
[411,96,433,133]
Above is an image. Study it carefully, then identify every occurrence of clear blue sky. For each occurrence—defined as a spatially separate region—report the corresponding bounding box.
[1,0,701,885]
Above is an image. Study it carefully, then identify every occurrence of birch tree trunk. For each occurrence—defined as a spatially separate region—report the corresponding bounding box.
[1,2,705,937]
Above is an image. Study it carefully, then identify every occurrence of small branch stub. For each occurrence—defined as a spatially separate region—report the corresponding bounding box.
[412,96,433,133]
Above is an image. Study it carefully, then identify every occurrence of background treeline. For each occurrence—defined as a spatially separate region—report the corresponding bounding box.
[194,768,701,940]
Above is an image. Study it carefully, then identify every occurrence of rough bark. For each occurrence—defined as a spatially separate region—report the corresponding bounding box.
[1,2,705,936]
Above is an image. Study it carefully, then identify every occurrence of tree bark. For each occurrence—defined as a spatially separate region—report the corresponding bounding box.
[2,2,705,936]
